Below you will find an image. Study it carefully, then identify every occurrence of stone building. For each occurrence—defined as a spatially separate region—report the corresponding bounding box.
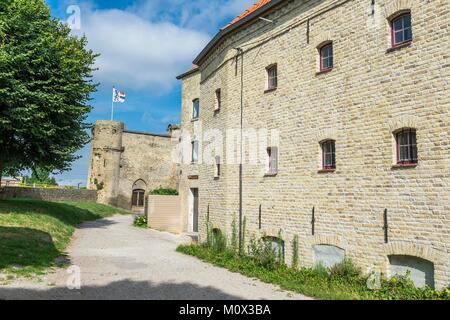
[176,0,450,289]
[87,120,179,213]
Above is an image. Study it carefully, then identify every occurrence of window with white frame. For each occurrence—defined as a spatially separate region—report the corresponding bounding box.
[266,147,278,175]
[266,64,277,90]
[191,140,199,163]
[391,12,413,47]
[192,98,200,120]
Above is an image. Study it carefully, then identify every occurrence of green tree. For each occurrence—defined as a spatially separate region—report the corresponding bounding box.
[23,167,58,186]
[0,0,98,181]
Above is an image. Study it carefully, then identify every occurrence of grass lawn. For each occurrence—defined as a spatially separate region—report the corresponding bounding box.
[0,199,128,277]
[177,244,450,300]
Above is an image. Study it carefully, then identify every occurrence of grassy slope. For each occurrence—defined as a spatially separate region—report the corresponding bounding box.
[0,199,128,276]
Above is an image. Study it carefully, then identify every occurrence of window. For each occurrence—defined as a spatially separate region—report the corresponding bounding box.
[396,128,417,165]
[192,98,200,120]
[391,13,412,47]
[132,189,145,207]
[266,65,277,90]
[320,43,333,71]
[321,140,336,170]
[266,147,278,175]
[191,140,199,163]
[214,89,221,112]
[214,156,221,178]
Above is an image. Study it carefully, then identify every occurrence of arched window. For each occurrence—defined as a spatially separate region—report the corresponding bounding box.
[263,236,285,262]
[319,42,333,72]
[389,255,434,288]
[132,179,147,207]
[391,12,412,47]
[132,189,145,207]
[321,140,336,170]
[395,128,417,165]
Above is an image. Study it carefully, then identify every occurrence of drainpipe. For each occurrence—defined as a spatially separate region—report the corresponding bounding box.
[236,47,244,255]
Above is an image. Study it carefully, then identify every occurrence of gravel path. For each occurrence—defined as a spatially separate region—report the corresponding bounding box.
[0,215,310,300]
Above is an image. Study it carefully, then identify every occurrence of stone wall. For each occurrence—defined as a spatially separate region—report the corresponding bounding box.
[87,120,179,211]
[0,187,98,202]
[178,0,450,289]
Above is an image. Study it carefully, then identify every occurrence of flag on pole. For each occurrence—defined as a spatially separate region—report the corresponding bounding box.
[112,88,126,103]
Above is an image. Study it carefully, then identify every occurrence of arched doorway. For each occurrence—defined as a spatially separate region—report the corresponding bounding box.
[131,179,147,212]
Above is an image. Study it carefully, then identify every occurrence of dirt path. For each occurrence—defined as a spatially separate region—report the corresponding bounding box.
[0,215,310,300]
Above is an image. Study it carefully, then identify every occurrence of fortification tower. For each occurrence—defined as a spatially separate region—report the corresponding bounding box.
[87,120,124,206]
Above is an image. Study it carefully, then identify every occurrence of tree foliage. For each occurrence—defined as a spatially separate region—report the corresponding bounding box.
[0,0,98,176]
[23,167,58,186]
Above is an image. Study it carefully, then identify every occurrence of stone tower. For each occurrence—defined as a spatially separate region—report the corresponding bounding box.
[87,120,124,206]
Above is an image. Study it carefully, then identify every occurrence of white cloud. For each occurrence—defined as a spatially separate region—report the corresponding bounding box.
[66,0,257,92]
[72,7,209,93]
[127,0,256,30]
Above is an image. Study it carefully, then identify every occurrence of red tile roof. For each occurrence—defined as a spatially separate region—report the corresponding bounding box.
[223,0,271,29]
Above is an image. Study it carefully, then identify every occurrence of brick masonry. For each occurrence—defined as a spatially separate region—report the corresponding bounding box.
[178,0,450,289]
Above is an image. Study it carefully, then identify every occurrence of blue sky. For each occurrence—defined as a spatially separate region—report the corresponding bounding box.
[45,0,255,186]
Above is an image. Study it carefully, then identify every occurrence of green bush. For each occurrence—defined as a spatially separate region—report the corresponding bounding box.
[329,259,361,281]
[248,237,280,270]
[149,188,178,195]
[133,215,148,228]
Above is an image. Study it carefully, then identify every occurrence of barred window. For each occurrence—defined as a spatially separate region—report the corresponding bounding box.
[321,140,336,170]
[396,128,417,164]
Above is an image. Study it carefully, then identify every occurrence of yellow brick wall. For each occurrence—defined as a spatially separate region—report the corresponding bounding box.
[179,0,450,288]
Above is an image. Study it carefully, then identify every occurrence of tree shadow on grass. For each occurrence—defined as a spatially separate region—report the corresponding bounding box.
[0,279,245,300]
[0,226,68,275]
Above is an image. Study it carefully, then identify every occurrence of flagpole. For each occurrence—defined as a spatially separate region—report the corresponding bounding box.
[111,87,115,121]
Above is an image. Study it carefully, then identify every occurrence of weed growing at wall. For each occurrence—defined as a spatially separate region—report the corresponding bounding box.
[231,216,238,252]
[176,244,450,300]
[292,235,299,269]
